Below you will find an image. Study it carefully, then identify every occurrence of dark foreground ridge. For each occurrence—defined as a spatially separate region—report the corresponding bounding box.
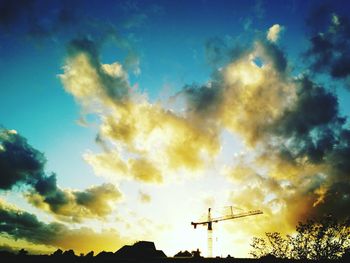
[1,241,349,263]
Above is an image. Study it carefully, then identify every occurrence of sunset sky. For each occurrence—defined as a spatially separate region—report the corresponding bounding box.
[1,0,350,258]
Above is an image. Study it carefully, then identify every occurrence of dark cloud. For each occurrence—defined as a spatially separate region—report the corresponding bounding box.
[0,129,45,190]
[181,81,223,116]
[0,0,35,30]
[306,3,333,34]
[0,243,19,254]
[74,183,122,217]
[0,0,79,38]
[0,201,126,253]
[260,40,287,73]
[305,3,350,83]
[0,201,58,244]
[326,130,350,180]
[67,38,100,66]
[34,173,58,196]
[259,75,350,219]
[0,128,121,221]
[313,182,350,218]
[273,77,342,138]
[0,0,142,75]
[27,182,121,222]
[269,76,347,166]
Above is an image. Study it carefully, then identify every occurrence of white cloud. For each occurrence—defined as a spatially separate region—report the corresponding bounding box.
[267,24,284,42]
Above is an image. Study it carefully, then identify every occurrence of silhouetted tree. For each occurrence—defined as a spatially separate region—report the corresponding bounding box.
[18,248,28,256]
[250,232,292,258]
[63,249,76,257]
[250,214,350,260]
[290,214,350,260]
[52,249,63,256]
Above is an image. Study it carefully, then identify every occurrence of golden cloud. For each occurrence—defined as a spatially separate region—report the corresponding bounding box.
[25,183,122,222]
[60,44,220,183]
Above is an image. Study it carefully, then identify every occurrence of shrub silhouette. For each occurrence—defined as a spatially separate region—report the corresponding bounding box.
[250,214,350,260]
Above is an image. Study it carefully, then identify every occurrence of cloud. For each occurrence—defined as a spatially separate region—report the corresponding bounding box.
[273,78,341,139]
[129,158,163,183]
[266,24,284,43]
[176,31,350,231]
[138,191,151,203]
[64,31,347,230]
[227,162,325,227]
[305,4,350,84]
[26,181,121,222]
[0,128,121,222]
[64,38,130,103]
[0,244,17,253]
[0,0,80,39]
[0,0,142,78]
[180,82,224,118]
[257,40,287,73]
[0,200,128,253]
[59,24,350,237]
[204,37,245,67]
[60,38,221,183]
[0,128,45,190]
[176,40,290,147]
[223,69,350,223]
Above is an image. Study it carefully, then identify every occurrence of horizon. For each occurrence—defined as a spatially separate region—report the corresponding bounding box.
[1,0,350,258]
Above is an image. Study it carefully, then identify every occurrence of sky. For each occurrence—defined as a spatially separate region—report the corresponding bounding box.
[1,0,350,258]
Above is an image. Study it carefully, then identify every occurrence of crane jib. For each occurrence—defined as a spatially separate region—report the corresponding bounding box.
[191,210,263,226]
[191,207,263,258]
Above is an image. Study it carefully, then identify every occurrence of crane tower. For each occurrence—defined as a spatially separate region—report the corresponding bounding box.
[191,207,263,257]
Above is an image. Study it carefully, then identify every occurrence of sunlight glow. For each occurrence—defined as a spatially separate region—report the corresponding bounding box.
[225,58,263,86]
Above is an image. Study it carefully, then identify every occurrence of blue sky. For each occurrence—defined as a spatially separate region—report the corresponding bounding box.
[1,0,350,257]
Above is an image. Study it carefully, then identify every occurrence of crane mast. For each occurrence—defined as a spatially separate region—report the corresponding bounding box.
[191,207,263,257]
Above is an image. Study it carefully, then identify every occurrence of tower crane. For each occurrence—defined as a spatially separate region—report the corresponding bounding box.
[191,206,263,257]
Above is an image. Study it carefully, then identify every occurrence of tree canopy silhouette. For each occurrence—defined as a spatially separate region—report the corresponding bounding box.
[250,214,350,260]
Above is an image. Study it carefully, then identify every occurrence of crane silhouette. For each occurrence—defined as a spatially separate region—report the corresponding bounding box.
[191,206,263,257]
